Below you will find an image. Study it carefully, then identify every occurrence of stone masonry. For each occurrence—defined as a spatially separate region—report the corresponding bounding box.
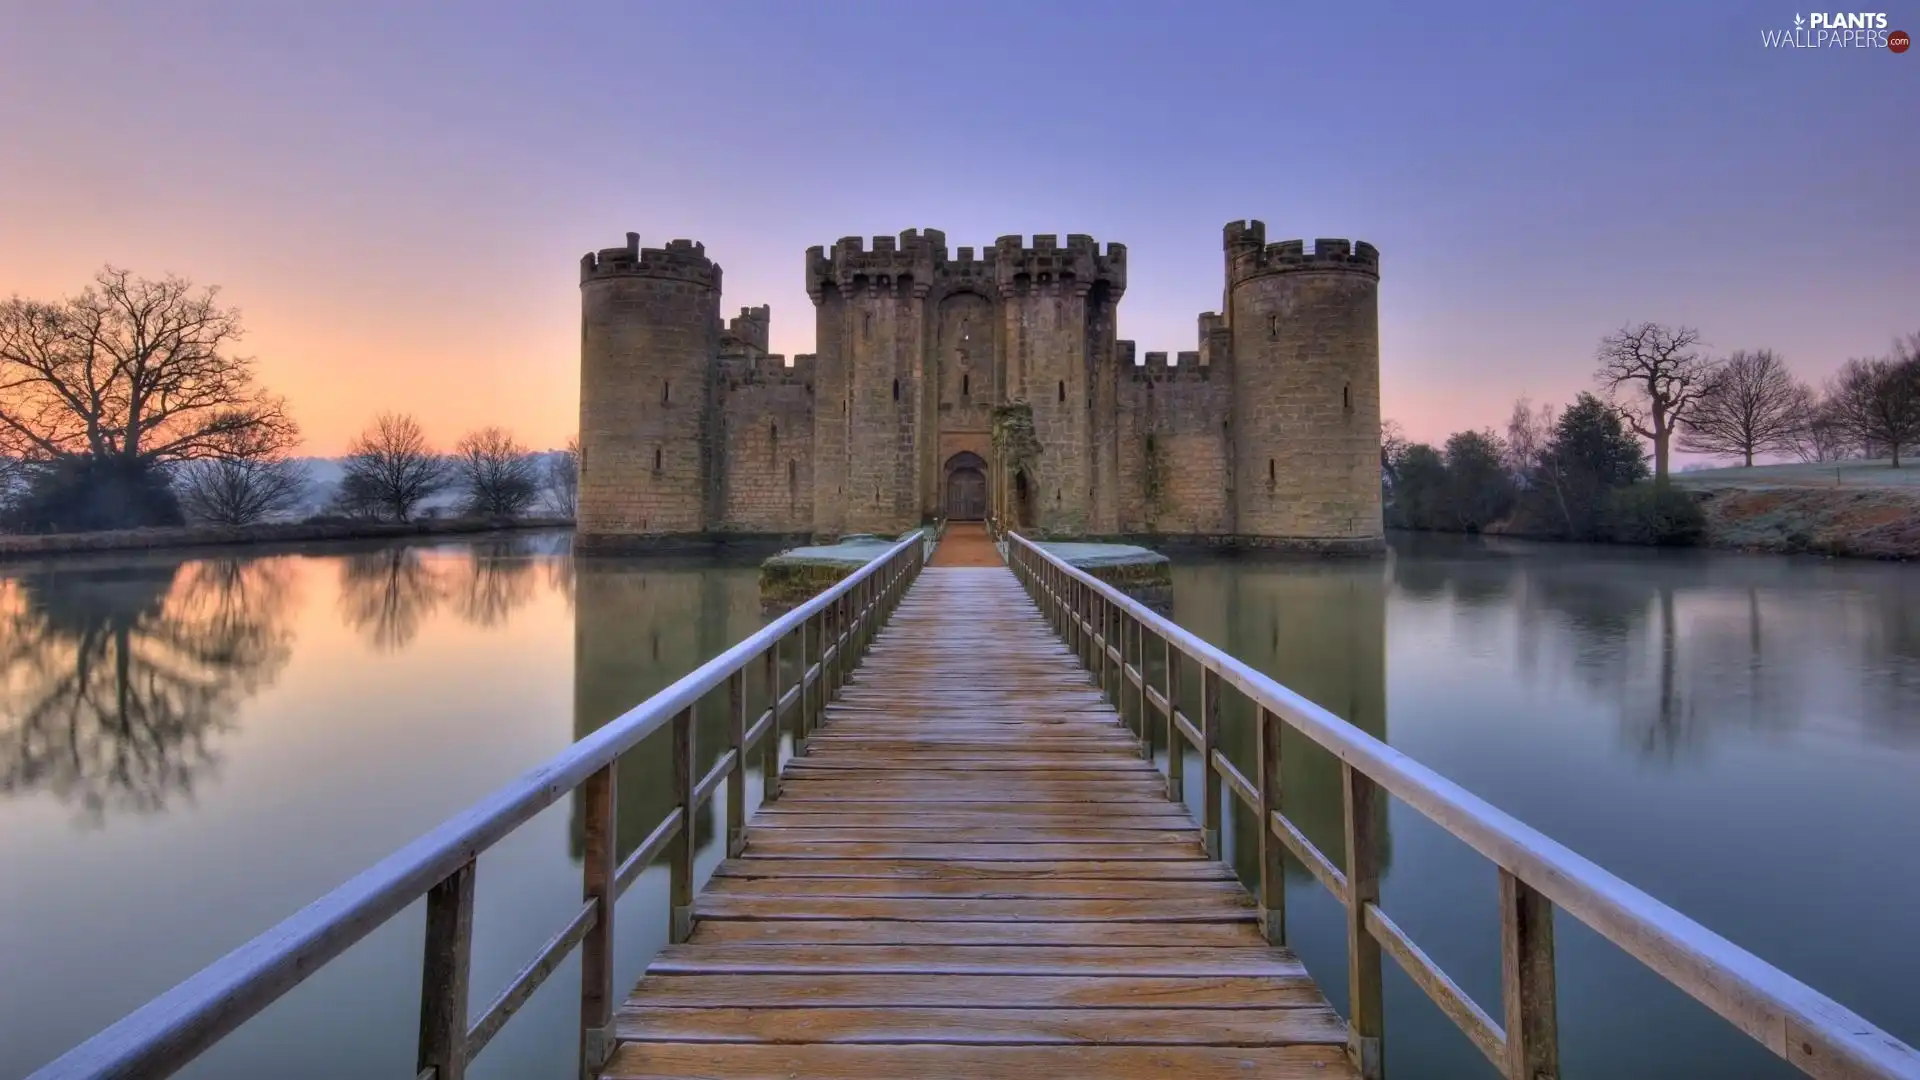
[576,221,1383,552]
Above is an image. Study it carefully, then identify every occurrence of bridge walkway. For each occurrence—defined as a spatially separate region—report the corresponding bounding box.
[604,561,1359,1078]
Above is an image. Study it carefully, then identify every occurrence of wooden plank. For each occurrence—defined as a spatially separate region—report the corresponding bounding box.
[618,1005,1349,1046]
[603,1043,1353,1079]
[747,811,1195,830]
[735,839,1207,860]
[626,973,1324,1009]
[694,895,1255,922]
[712,858,1232,880]
[704,876,1244,900]
[686,920,1266,947]
[647,944,1306,977]
[742,827,1199,845]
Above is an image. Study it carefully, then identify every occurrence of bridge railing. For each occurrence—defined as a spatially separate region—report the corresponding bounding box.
[1005,531,1920,1080]
[26,533,925,1080]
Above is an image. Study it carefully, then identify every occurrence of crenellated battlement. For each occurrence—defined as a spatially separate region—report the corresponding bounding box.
[1226,220,1379,286]
[806,229,948,300]
[991,234,1126,298]
[1122,344,1217,382]
[580,232,721,289]
[718,348,813,388]
[723,305,770,353]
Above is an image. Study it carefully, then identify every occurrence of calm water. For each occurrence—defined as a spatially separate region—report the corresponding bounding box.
[0,532,1915,1079]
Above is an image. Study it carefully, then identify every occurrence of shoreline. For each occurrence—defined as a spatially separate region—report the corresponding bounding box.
[0,517,576,562]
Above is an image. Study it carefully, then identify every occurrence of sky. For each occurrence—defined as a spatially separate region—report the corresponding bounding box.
[1,1,1914,456]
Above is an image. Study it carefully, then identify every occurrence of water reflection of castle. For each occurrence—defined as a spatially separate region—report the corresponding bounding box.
[567,557,767,864]
[1170,559,1392,884]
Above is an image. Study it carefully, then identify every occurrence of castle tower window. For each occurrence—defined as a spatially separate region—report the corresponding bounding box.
[788,459,797,490]
[1268,314,1279,339]
[1057,380,1066,403]
[893,378,901,402]
[1269,459,1276,483]
[653,446,662,472]
[961,373,969,398]
[1343,382,1352,411]
[661,380,670,405]
[770,422,778,442]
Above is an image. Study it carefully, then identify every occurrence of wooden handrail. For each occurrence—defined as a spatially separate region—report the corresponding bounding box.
[26,533,925,1080]
[1005,531,1920,1080]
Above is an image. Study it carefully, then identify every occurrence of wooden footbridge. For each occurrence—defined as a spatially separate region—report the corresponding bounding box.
[29,527,1920,1080]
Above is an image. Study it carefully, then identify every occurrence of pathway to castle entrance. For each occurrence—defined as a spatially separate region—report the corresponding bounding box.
[929,521,1000,567]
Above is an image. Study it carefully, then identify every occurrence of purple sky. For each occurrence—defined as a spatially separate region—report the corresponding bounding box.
[2,1,1914,454]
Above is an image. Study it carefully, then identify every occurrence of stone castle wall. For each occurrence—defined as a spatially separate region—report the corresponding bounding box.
[577,221,1382,551]
[716,348,814,534]
[1115,346,1233,536]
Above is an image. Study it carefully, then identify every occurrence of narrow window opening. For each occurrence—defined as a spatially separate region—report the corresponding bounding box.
[1267,314,1278,338]
[1343,382,1352,410]
[770,422,778,442]
[1057,380,1066,403]
[653,446,662,471]
[1269,458,1276,483]
[961,373,970,397]
[661,380,670,405]
[788,459,797,489]
[893,378,901,401]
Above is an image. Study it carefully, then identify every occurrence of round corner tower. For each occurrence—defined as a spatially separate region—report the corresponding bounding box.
[577,232,721,548]
[1224,220,1383,552]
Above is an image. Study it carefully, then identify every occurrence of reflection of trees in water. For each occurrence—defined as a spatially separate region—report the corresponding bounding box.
[0,556,297,825]
[337,548,449,651]
[336,537,550,649]
[567,557,766,865]
[1397,535,1920,758]
[450,538,539,628]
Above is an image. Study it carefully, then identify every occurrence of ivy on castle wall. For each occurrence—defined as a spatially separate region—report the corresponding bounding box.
[990,402,1041,475]
[1143,435,1167,512]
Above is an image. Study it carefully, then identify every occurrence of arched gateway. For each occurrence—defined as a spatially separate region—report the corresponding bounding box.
[943,451,988,521]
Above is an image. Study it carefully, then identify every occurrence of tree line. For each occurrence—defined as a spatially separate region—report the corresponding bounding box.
[0,266,578,533]
[1384,322,1920,544]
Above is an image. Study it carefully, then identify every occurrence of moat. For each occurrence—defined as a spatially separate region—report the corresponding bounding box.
[1,532,1915,1079]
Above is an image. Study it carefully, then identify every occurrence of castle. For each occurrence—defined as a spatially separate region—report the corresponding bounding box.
[576,221,1383,551]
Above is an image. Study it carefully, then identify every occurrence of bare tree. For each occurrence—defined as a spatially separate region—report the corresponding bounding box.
[1503,396,1556,484]
[175,457,308,525]
[453,426,540,518]
[0,267,297,467]
[1379,420,1408,488]
[340,413,449,522]
[1825,340,1920,467]
[543,437,580,518]
[1594,323,1716,483]
[1790,393,1854,463]
[1678,349,1811,467]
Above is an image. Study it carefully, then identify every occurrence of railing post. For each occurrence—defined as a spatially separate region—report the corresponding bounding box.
[1200,667,1222,860]
[1257,706,1286,945]
[1164,635,1183,803]
[668,706,695,944]
[577,761,615,1077]
[1131,616,1148,755]
[1500,870,1560,1080]
[418,858,475,1080]
[762,637,782,803]
[1096,593,1109,698]
[1342,763,1386,1080]
[795,616,811,756]
[726,669,747,858]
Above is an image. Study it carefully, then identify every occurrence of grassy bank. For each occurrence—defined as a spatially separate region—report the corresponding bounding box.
[0,516,575,561]
[1691,485,1920,559]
